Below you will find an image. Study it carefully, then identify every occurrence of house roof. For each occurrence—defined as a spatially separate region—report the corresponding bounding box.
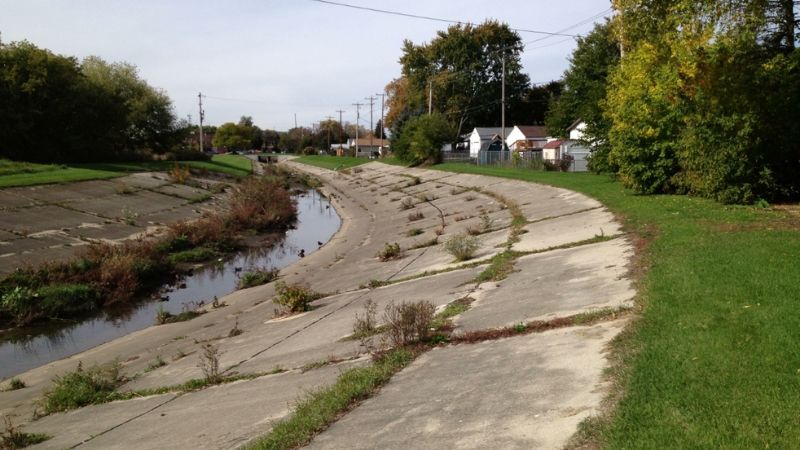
[543,140,564,149]
[514,125,548,138]
[473,127,512,139]
[351,136,389,147]
[566,119,584,131]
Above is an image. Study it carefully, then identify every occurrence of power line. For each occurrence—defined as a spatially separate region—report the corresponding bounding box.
[310,0,578,37]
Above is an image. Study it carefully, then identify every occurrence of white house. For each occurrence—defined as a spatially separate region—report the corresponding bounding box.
[505,125,550,151]
[542,120,591,172]
[468,127,511,157]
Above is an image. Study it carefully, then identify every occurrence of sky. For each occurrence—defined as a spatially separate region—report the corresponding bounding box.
[0,0,612,131]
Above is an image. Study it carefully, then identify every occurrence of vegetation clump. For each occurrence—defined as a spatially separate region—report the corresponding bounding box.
[377,243,403,261]
[237,267,280,289]
[273,281,321,313]
[1,416,50,449]
[41,361,123,414]
[383,300,435,347]
[444,234,480,261]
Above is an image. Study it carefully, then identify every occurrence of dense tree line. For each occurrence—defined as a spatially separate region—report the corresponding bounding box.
[548,2,799,203]
[0,41,186,163]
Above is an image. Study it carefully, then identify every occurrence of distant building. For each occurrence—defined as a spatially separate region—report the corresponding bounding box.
[347,135,390,157]
[505,125,550,151]
[468,127,512,157]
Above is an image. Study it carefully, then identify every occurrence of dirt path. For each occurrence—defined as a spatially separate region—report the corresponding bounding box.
[2,162,635,449]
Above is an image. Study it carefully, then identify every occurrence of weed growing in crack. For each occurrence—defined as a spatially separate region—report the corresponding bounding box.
[144,355,166,373]
[198,343,222,384]
[406,228,423,237]
[237,267,280,289]
[273,281,321,313]
[377,243,403,261]
[407,211,424,222]
[3,378,25,391]
[400,197,415,210]
[41,361,123,414]
[1,415,50,449]
[228,319,243,337]
[444,234,480,261]
[383,301,435,347]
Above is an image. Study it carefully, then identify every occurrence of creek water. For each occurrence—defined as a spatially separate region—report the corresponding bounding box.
[0,190,340,379]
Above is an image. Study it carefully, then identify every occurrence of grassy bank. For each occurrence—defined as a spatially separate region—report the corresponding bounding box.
[293,155,369,171]
[0,154,252,188]
[433,163,800,448]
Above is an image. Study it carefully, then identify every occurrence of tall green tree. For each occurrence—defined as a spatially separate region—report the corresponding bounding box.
[394,21,530,137]
[545,20,620,173]
[392,113,453,165]
[212,122,250,151]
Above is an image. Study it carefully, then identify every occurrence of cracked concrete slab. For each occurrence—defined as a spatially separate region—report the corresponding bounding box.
[512,207,621,253]
[309,320,627,450]
[457,239,635,332]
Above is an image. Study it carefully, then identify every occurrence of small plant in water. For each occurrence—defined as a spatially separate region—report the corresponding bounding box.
[444,234,480,261]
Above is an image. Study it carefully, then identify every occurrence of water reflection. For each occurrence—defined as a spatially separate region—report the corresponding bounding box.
[0,190,340,379]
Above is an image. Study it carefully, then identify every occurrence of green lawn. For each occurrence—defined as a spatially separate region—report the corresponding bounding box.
[433,163,800,448]
[0,154,252,188]
[293,155,370,170]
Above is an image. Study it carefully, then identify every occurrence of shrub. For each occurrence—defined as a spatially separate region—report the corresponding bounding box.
[5,378,25,391]
[377,243,403,261]
[198,344,222,384]
[237,267,279,289]
[301,146,317,156]
[168,164,191,184]
[352,299,378,339]
[383,301,435,347]
[444,234,479,261]
[1,416,50,449]
[391,113,452,165]
[273,281,320,313]
[42,361,123,414]
[165,148,211,162]
[407,211,424,222]
[399,197,415,210]
[406,228,423,237]
[228,178,296,230]
[167,247,218,264]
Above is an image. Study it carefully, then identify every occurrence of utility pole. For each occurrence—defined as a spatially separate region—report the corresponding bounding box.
[325,115,334,153]
[376,92,386,146]
[428,81,433,115]
[352,102,363,156]
[501,54,506,163]
[365,96,376,152]
[198,93,205,152]
[336,109,345,155]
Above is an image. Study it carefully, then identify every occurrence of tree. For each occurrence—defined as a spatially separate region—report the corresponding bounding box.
[394,21,530,137]
[545,20,620,173]
[213,122,250,151]
[605,0,800,202]
[391,113,453,165]
[374,119,385,139]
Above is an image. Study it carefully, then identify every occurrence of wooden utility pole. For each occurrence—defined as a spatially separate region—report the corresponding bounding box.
[198,93,205,152]
[501,54,506,162]
[352,102,363,156]
[365,96,376,151]
[336,109,345,155]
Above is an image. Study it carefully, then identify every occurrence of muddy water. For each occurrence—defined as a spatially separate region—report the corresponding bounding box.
[0,190,339,379]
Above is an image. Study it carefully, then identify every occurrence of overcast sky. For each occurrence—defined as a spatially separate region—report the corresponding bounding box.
[1,0,611,131]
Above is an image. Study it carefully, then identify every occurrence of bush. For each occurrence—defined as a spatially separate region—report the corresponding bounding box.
[273,281,320,313]
[399,197,415,210]
[444,234,479,261]
[301,146,317,156]
[42,361,123,414]
[167,247,218,264]
[391,113,453,165]
[377,243,403,261]
[383,301,435,347]
[165,148,211,161]
[238,267,279,289]
[407,211,424,222]
[228,178,296,230]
